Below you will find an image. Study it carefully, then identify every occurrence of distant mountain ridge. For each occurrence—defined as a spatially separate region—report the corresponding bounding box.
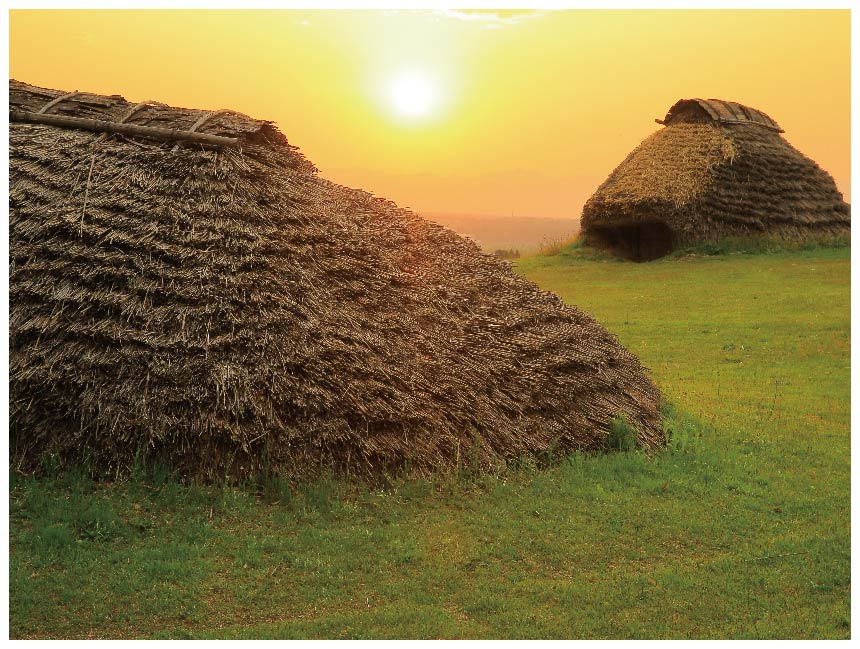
[421,212,580,253]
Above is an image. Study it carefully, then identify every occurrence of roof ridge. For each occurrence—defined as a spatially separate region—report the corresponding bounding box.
[9,79,272,144]
[662,98,784,133]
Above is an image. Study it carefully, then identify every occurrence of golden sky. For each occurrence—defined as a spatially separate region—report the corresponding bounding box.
[9,9,851,218]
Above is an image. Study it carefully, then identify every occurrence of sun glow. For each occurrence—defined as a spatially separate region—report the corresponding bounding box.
[389,73,437,118]
[8,10,850,214]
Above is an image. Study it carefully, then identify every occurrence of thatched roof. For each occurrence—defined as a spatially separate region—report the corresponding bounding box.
[9,80,663,480]
[582,98,849,261]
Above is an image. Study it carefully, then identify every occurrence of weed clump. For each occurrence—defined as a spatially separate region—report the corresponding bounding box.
[607,414,638,452]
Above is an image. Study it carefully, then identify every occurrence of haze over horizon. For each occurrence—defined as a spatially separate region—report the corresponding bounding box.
[9,9,850,219]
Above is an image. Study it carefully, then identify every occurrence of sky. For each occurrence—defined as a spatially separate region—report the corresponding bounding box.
[8,9,851,218]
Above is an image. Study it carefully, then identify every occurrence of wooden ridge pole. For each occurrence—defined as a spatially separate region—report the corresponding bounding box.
[9,109,240,147]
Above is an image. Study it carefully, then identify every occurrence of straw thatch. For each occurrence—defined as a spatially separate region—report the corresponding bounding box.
[581,98,850,261]
[10,80,663,481]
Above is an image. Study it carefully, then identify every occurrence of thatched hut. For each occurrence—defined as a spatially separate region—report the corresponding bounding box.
[10,80,662,480]
[581,98,850,261]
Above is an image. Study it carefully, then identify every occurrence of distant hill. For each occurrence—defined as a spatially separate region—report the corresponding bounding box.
[421,212,580,254]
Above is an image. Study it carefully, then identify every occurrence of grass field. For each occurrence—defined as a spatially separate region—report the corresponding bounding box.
[9,246,850,639]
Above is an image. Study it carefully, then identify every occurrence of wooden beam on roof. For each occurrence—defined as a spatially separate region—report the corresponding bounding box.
[9,109,240,147]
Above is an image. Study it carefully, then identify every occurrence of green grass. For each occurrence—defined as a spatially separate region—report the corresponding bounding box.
[666,233,850,258]
[549,232,850,262]
[9,247,850,639]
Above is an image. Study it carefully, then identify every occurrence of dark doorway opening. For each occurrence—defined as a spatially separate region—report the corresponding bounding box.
[587,221,676,262]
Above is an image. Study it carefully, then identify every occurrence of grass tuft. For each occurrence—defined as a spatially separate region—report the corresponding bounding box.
[607,414,637,452]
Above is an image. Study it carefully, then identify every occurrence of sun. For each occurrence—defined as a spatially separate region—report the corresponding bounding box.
[389,73,437,118]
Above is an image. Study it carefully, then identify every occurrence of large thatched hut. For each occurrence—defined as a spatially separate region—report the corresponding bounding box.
[581,98,850,261]
[10,80,662,480]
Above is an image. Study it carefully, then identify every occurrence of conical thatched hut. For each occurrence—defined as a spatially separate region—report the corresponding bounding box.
[581,98,850,261]
[10,80,662,480]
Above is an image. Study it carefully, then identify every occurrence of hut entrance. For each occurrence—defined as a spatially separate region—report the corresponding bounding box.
[587,221,676,262]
